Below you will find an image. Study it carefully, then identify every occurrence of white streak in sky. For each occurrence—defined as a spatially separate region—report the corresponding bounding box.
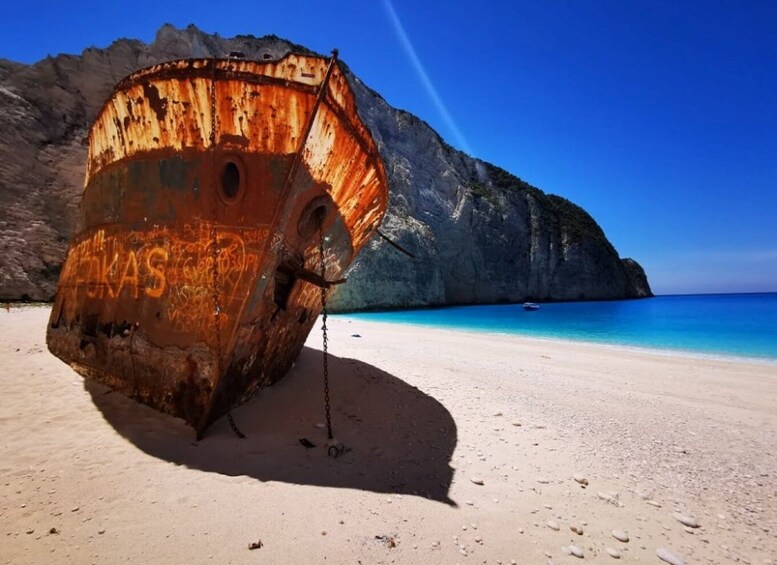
[381,0,473,155]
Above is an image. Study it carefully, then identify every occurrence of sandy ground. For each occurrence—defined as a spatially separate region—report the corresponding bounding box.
[1,305,775,565]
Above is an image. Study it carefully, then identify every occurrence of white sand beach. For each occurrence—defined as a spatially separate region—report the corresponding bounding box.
[1,305,775,564]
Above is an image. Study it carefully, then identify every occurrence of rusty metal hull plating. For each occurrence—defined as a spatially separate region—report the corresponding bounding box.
[46,54,388,433]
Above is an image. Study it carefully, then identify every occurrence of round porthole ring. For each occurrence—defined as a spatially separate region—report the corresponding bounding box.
[297,195,332,240]
[217,155,246,205]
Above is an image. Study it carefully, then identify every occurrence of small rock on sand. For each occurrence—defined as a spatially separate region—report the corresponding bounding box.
[570,525,583,535]
[656,548,685,565]
[547,520,560,531]
[568,545,584,558]
[672,512,700,528]
[573,474,588,486]
[512,421,522,427]
[611,530,629,543]
[606,547,621,559]
[470,477,484,486]
[537,478,550,484]
[646,500,662,508]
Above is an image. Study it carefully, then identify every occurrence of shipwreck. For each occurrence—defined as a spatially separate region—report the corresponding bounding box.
[46,51,388,435]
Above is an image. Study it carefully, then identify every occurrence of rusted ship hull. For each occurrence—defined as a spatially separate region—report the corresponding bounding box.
[46,53,387,433]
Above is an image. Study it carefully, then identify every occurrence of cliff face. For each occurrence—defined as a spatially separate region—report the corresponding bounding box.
[0,24,652,307]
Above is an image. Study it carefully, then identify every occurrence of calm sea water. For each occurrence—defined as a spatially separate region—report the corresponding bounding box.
[342,293,777,361]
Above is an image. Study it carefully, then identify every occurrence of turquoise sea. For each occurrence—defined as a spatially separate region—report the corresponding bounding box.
[343,293,777,361]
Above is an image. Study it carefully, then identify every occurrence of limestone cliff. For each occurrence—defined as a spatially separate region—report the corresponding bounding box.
[0,24,652,307]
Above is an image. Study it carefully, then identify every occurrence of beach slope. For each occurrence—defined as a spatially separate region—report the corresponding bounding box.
[1,307,774,563]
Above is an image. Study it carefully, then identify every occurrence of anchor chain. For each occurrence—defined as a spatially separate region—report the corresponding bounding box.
[319,223,344,458]
[319,224,332,440]
[208,59,242,438]
[227,412,246,439]
[209,59,223,372]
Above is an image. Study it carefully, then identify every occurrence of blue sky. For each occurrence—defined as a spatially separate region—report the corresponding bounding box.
[2,0,776,295]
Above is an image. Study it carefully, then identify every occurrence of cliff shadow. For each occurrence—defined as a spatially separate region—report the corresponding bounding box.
[85,346,456,504]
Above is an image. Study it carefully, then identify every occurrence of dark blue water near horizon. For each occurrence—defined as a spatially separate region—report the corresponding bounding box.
[342,293,777,361]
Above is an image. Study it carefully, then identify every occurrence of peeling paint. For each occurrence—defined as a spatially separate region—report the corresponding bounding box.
[47,53,387,434]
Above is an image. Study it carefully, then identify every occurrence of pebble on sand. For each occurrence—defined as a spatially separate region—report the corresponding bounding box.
[606,547,621,559]
[568,545,584,558]
[537,478,551,484]
[671,512,700,528]
[656,548,685,565]
[470,477,485,486]
[573,474,589,486]
[570,525,583,535]
[547,520,560,531]
[611,530,629,543]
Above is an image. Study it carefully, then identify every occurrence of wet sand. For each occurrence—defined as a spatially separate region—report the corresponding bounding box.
[1,306,775,564]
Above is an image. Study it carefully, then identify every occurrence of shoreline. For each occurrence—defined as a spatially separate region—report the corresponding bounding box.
[7,300,777,364]
[339,314,777,366]
[2,306,775,564]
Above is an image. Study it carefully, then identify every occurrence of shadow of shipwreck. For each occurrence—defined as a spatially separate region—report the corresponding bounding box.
[86,346,457,504]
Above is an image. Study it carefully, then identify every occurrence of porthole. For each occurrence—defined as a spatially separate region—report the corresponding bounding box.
[220,161,241,200]
[298,196,332,239]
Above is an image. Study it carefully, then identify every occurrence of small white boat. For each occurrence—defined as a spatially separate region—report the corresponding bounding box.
[523,302,540,311]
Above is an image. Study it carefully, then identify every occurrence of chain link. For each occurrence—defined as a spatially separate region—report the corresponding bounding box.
[319,224,333,440]
[227,412,246,439]
[209,59,224,401]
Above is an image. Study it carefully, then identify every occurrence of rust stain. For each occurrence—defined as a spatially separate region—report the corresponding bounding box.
[48,52,388,434]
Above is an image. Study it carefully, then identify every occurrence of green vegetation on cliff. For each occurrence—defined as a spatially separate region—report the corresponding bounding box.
[477,162,613,248]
